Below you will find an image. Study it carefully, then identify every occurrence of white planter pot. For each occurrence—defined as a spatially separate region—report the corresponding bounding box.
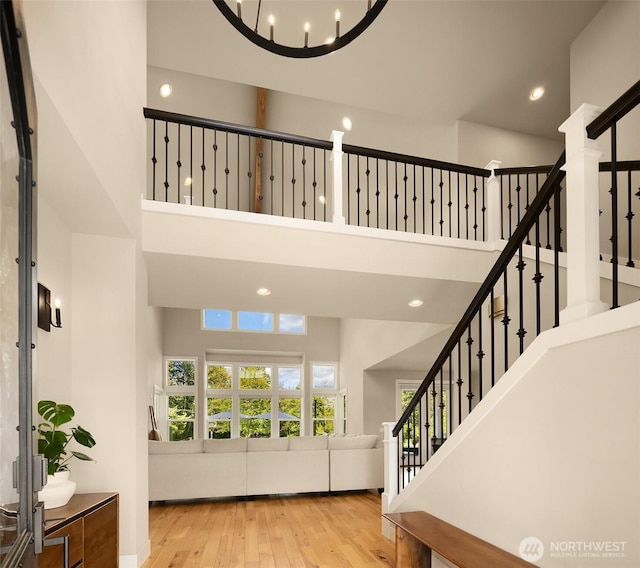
[38,471,76,509]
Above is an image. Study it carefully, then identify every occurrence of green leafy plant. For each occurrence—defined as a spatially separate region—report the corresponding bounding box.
[37,400,96,476]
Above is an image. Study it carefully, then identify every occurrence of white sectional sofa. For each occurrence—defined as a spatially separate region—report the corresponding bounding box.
[148,434,383,501]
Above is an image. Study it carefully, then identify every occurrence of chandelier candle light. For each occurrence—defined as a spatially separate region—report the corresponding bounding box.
[214,0,388,58]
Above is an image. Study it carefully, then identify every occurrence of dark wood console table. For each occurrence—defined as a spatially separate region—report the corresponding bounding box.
[41,493,118,568]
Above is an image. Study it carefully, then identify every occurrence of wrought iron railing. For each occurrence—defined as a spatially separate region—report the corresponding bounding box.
[144,107,333,220]
[342,145,489,239]
[144,108,493,241]
[392,79,640,494]
[392,153,566,489]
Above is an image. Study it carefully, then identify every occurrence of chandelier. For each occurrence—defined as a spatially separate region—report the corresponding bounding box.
[213,0,388,58]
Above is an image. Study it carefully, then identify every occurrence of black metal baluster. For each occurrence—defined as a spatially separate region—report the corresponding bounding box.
[164,121,169,202]
[627,170,634,267]
[431,168,435,236]
[421,167,426,235]
[269,139,274,215]
[423,396,430,465]
[525,174,532,245]
[516,174,522,229]
[456,340,462,425]
[625,169,636,268]
[247,136,252,211]
[534,217,543,335]
[464,174,469,240]
[225,131,229,206]
[448,354,453,436]
[477,312,484,401]
[403,163,408,232]
[394,162,399,231]
[386,160,390,230]
[418,403,423,467]
[365,157,371,227]
[236,133,240,210]
[356,155,361,226]
[201,128,205,206]
[291,144,296,218]
[516,245,526,355]
[189,126,193,206]
[323,150,327,222]
[490,288,496,387]
[466,326,474,414]
[281,142,284,216]
[212,130,218,208]
[481,177,486,241]
[412,164,417,233]
[430,380,437,453]
[472,175,478,241]
[439,169,444,236]
[553,182,561,327]
[502,270,510,372]
[151,119,157,200]
[177,124,182,203]
[611,123,619,308]
[302,146,307,219]
[499,174,504,239]
[376,158,380,228]
[398,428,403,490]
[448,171,452,238]
[347,155,351,224]
[457,172,461,239]
[508,175,513,238]
[545,199,552,250]
[312,148,317,220]
[439,368,445,446]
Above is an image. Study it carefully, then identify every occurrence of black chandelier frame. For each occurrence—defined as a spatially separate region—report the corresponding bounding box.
[212,0,388,59]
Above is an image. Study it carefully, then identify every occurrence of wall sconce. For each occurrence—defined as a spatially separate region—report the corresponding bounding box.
[38,283,62,332]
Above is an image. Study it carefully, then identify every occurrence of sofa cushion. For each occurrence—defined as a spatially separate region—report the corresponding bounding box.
[328,434,379,450]
[247,437,289,452]
[289,435,328,451]
[148,439,203,454]
[203,438,247,453]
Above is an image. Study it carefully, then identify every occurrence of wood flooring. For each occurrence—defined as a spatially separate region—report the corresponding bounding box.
[142,491,395,568]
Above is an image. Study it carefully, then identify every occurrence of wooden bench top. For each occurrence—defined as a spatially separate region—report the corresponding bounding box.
[384,511,536,568]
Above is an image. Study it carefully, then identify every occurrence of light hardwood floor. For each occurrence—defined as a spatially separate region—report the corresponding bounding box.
[143,491,395,568]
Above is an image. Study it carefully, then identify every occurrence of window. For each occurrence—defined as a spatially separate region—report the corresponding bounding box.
[205,359,303,438]
[165,358,197,441]
[202,309,305,334]
[238,311,274,332]
[311,362,338,435]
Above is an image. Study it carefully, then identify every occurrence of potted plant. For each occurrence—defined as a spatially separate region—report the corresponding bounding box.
[37,400,96,508]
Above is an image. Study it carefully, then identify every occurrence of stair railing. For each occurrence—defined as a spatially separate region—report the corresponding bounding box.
[391,153,566,491]
[586,79,640,308]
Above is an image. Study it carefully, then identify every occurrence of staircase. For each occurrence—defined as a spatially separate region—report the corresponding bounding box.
[383,82,640,566]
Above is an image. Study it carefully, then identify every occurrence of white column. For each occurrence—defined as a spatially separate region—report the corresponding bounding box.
[381,421,398,540]
[558,104,609,324]
[485,160,502,243]
[330,130,346,225]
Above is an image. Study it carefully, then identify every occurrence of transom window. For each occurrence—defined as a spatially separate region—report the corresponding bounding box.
[202,309,305,334]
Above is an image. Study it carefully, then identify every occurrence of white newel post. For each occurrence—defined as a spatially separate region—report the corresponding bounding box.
[485,160,502,243]
[558,104,609,324]
[330,130,346,225]
[382,422,398,540]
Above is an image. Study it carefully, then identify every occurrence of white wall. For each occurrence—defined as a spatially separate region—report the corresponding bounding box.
[457,120,564,169]
[390,303,640,567]
[23,0,152,565]
[570,0,640,162]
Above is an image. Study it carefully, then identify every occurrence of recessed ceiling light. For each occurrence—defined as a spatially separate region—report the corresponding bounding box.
[159,83,173,98]
[530,86,544,101]
[408,299,423,307]
[342,117,352,131]
[257,287,271,296]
